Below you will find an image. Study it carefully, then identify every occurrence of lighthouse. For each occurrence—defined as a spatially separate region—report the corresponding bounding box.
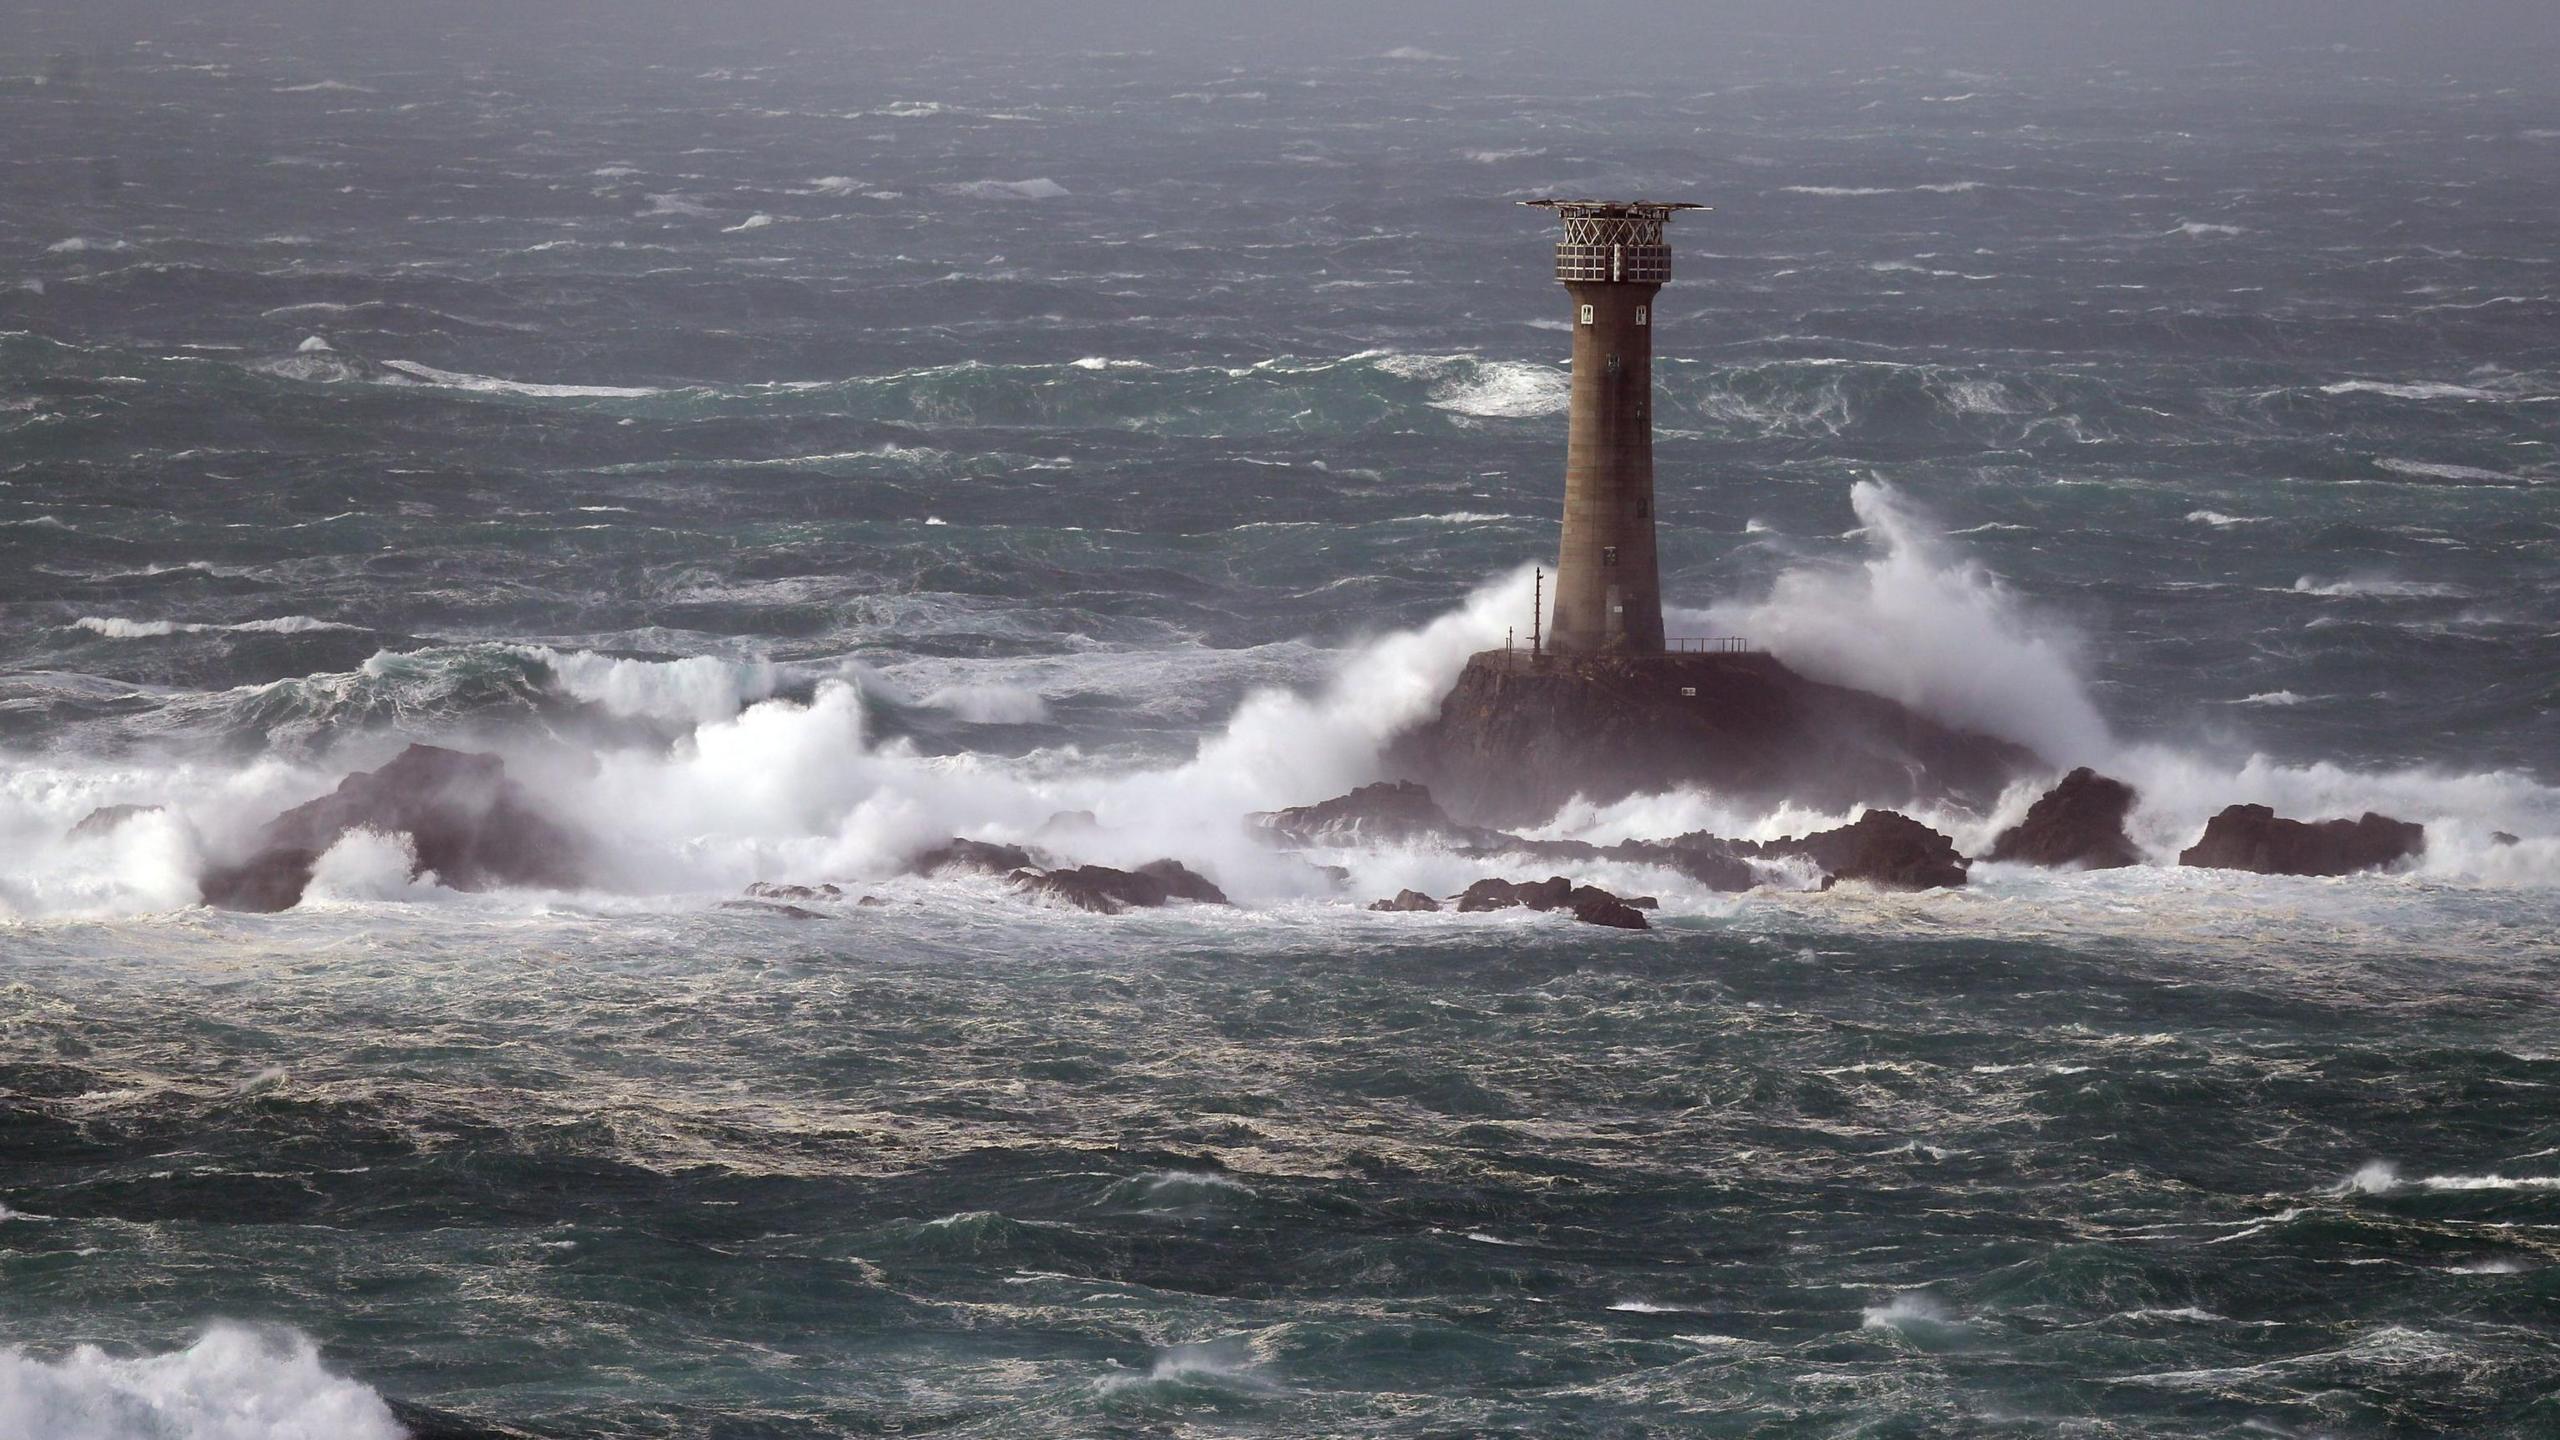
[1523,199,1699,655]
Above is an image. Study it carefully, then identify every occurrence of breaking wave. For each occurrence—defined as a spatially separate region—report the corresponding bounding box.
[0,1324,403,1440]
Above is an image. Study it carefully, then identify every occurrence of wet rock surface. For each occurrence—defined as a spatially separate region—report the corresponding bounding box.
[910,838,1041,876]
[1255,781,1502,847]
[198,744,585,912]
[1388,650,2038,828]
[1010,860,1231,914]
[2179,804,2425,876]
[1742,809,1971,891]
[1987,767,2143,870]
[68,803,164,840]
[1447,875,1653,929]
[1368,888,1442,913]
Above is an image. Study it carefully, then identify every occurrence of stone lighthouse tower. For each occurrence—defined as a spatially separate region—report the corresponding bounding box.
[1524,199,1699,654]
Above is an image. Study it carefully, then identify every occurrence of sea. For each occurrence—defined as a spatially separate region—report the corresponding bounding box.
[2,8,2557,1437]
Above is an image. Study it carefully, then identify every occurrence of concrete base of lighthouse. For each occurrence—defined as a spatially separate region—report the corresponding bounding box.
[1384,650,2038,830]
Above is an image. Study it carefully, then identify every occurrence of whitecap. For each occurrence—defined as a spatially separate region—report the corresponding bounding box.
[2322,379,2503,402]
[944,178,1069,201]
[379,360,662,398]
[0,1323,403,1440]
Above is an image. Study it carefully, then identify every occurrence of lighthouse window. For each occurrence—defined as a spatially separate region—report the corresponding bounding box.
[1601,546,1619,566]
[1579,303,1594,325]
[1636,498,1649,519]
[1636,305,1649,326]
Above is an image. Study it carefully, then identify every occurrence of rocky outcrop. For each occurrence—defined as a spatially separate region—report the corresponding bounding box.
[1744,810,1969,890]
[745,881,842,901]
[1386,650,2038,828]
[1010,859,1230,914]
[2178,805,2424,876]
[1986,768,2142,870]
[1368,888,1442,913]
[1449,875,1652,929]
[68,803,163,840]
[1254,781,1502,847]
[911,837,1042,876]
[197,744,584,912]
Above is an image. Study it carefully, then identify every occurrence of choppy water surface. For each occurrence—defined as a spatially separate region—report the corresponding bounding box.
[3,13,2557,1438]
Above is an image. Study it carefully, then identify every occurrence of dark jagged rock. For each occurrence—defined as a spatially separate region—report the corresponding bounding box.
[1591,835,1759,892]
[1368,888,1442,913]
[1258,781,1760,892]
[2178,804,2425,876]
[856,895,887,907]
[1452,875,1651,928]
[1253,781,1503,847]
[2491,831,2520,847]
[1986,767,2142,870]
[197,744,584,912]
[745,881,841,901]
[1744,810,1969,890]
[68,803,162,839]
[910,837,1039,876]
[1570,890,1650,930]
[1135,858,1229,905]
[1010,860,1230,914]
[1386,650,2039,828]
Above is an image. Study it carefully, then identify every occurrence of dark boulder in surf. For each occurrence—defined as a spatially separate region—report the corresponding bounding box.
[197,743,584,912]
[2177,805,2424,876]
[910,838,1041,876]
[1368,888,1442,912]
[1010,859,1230,914]
[1745,810,1969,891]
[68,803,164,840]
[1254,780,1502,847]
[1986,767,2143,870]
[1450,875,1651,929]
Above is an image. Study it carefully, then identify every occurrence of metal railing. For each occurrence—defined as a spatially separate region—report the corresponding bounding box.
[1491,637,1757,668]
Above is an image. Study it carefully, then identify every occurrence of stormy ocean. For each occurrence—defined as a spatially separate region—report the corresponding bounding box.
[3,5,2557,1436]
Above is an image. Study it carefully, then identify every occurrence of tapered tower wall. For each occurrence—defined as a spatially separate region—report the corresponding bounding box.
[1524,199,1696,656]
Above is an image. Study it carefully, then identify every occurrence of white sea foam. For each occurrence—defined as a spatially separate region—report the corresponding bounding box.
[1374,354,1567,419]
[2321,379,2503,402]
[380,360,662,398]
[0,1323,402,1440]
[304,828,439,903]
[2291,575,2463,599]
[722,212,776,232]
[917,683,1049,725]
[2170,221,2244,237]
[1692,480,2110,763]
[2374,458,2521,484]
[537,648,777,726]
[76,616,359,639]
[2185,510,2266,527]
[945,178,1069,201]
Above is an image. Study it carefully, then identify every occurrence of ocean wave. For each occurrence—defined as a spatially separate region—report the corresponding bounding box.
[2291,576,2463,599]
[0,1324,402,1440]
[378,360,664,398]
[74,616,360,639]
[2374,458,2528,485]
[2321,379,2505,402]
[944,177,1070,201]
